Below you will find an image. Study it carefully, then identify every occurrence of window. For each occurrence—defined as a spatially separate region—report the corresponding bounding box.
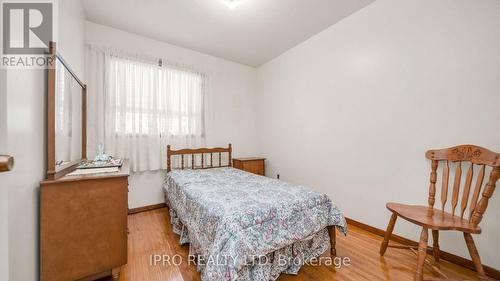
[86,45,207,172]
[107,57,205,138]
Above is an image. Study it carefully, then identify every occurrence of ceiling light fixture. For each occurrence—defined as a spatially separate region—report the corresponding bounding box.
[222,0,243,9]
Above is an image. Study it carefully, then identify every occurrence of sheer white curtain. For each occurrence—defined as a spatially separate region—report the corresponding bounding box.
[86,46,206,172]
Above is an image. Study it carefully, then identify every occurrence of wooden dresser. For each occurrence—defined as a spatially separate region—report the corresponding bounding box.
[232,157,266,176]
[40,161,129,281]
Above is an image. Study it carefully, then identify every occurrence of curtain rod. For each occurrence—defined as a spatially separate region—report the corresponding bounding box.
[87,44,206,76]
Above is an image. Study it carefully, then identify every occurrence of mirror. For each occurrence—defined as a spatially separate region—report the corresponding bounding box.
[47,41,86,179]
[54,58,83,171]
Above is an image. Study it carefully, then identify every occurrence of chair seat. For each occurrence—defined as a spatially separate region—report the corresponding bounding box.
[386,202,481,234]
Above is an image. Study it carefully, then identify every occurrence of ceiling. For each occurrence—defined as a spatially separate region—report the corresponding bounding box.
[83,0,374,67]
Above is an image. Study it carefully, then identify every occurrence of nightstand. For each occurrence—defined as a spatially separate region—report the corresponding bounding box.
[232,157,266,176]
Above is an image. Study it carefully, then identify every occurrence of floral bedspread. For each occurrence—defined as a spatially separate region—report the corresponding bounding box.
[163,167,346,281]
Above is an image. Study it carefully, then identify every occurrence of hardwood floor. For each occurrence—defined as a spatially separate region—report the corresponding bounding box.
[111,208,488,281]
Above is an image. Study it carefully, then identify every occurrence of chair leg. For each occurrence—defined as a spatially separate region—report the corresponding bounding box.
[414,227,428,281]
[328,225,336,257]
[432,230,440,263]
[464,233,487,280]
[380,213,397,256]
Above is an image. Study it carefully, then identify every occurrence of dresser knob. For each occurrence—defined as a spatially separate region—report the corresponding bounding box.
[0,155,14,172]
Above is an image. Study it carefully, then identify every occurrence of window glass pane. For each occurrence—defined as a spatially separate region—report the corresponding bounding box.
[109,57,204,138]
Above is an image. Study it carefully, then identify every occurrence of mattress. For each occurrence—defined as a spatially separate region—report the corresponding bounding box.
[163,167,346,281]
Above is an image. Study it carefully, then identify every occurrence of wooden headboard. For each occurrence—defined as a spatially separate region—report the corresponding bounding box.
[167,144,232,172]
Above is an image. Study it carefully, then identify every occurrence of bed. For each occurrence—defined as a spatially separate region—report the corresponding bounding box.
[163,144,347,281]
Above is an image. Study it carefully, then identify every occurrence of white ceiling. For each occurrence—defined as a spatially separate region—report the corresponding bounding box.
[83,0,374,67]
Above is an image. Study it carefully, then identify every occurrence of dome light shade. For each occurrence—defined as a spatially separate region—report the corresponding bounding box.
[223,0,243,9]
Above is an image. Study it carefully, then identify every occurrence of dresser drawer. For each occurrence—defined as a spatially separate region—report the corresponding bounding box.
[40,176,128,281]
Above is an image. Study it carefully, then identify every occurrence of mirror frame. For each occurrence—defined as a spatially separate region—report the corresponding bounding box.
[46,41,87,179]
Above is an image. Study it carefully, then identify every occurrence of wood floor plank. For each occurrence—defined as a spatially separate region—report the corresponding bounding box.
[104,208,488,281]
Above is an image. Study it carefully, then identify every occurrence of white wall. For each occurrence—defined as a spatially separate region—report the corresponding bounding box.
[256,0,500,269]
[6,1,86,280]
[85,22,259,209]
[58,0,86,79]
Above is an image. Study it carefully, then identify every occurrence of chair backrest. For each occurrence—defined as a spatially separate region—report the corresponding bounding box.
[425,145,500,225]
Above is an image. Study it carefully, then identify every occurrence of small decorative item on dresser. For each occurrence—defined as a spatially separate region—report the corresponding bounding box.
[232,157,266,176]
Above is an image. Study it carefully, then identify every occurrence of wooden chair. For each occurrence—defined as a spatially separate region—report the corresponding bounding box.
[379,145,500,281]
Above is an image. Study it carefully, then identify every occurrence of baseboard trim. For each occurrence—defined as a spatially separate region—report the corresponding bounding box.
[345,217,500,280]
[128,203,167,215]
